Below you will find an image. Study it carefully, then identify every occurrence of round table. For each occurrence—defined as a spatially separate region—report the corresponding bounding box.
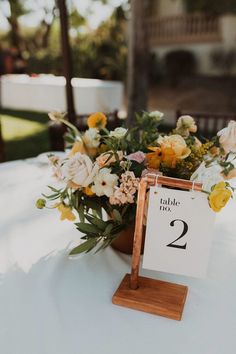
[0,158,236,354]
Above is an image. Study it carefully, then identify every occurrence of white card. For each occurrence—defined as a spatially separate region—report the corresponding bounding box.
[142,186,216,278]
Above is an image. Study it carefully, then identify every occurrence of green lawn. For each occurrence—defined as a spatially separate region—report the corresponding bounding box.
[0,109,50,161]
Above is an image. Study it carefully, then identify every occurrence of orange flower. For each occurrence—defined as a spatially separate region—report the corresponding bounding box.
[146,147,162,169]
[161,146,177,168]
[87,112,107,129]
[157,134,191,168]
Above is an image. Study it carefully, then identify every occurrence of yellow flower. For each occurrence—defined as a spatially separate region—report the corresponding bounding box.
[87,112,107,129]
[84,186,95,196]
[57,203,76,221]
[157,134,191,168]
[209,182,232,212]
[69,141,86,156]
[209,146,220,157]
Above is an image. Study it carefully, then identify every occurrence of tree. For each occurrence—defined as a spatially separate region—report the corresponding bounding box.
[127,0,149,125]
[1,0,27,50]
[0,0,57,53]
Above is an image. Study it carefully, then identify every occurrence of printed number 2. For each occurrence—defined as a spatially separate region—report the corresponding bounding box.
[166,219,188,249]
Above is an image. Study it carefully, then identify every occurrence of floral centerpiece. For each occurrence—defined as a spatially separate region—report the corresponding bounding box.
[36,111,236,254]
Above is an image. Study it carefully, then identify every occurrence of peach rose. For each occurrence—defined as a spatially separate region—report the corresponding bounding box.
[61,152,99,188]
[96,151,123,167]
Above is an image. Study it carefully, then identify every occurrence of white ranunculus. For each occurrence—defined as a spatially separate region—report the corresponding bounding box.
[176,115,197,133]
[61,152,98,187]
[92,168,118,197]
[109,127,127,139]
[217,120,236,153]
[149,110,164,121]
[191,162,223,192]
[83,128,101,148]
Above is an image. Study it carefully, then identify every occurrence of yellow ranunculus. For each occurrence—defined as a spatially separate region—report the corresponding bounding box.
[157,134,191,168]
[209,182,232,212]
[69,141,86,156]
[87,112,107,129]
[57,203,76,221]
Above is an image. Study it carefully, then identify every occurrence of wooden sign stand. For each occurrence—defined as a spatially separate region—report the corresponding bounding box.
[112,174,202,321]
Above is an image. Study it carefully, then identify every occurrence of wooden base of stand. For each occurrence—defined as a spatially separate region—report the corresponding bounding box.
[112,274,188,321]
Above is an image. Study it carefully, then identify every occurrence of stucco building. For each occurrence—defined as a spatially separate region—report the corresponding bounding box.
[147,0,236,75]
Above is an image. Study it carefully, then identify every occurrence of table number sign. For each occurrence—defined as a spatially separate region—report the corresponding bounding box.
[142,187,216,278]
[112,175,210,321]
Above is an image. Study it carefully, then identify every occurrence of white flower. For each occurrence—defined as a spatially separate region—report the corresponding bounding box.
[176,115,197,137]
[149,110,164,121]
[109,127,127,139]
[48,111,65,122]
[48,155,63,180]
[191,162,223,192]
[61,152,98,187]
[92,168,118,197]
[217,120,236,153]
[83,128,101,148]
[176,115,197,133]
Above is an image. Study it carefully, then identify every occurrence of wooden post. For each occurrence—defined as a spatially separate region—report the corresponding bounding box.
[58,0,76,123]
[127,0,149,126]
[130,178,147,289]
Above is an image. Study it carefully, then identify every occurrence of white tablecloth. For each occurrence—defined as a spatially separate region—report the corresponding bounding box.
[1,158,236,354]
[0,75,124,114]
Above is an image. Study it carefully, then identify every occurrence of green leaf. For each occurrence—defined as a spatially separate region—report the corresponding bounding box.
[95,238,112,253]
[112,209,122,223]
[47,186,62,193]
[69,239,98,255]
[75,222,99,235]
[85,199,101,211]
[42,193,60,200]
[95,206,103,219]
[104,223,114,236]
[78,204,85,223]
[85,214,107,231]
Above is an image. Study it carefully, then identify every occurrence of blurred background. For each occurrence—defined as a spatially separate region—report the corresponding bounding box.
[0,0,236,161]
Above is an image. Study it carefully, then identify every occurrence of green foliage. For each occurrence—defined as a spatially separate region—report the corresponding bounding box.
[127,112,163,152]
[2,4,127,80]
[71,6,127,80]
